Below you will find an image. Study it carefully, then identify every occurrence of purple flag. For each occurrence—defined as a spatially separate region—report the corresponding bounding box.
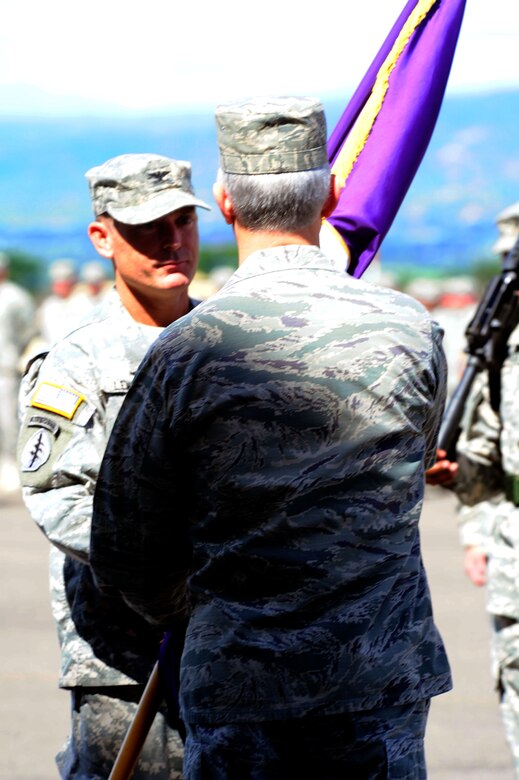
[324,0,467,277]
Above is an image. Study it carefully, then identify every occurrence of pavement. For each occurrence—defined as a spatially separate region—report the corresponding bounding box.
[0,486,515,779]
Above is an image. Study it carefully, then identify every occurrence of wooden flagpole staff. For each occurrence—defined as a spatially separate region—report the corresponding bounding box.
[108,662,162,780]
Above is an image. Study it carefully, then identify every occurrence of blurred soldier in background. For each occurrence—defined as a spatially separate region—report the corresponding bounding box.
[18,153,210,779]
[74,260,112,319]
[189,264,237,300]
[427,201,519,777]
[405,277,441,312]
[0,252,34,493]
[81,259,111,302]
[37,259,80,348]
[493,201,519,257]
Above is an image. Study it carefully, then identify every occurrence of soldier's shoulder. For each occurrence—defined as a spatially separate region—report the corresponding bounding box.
[46,294,128,359]
[355,277,435,325]
[27,310,120,394]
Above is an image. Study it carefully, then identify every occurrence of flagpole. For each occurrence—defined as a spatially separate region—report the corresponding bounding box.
[108,662,162,780]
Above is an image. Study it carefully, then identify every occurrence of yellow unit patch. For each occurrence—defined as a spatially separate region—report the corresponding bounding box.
[30,381,85,420]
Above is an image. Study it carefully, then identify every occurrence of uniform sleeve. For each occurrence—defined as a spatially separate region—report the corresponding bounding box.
[91,342,192,627]
[423,320,448,470]
[446,371,503,549]
[18,348,105,564]
[457,500,498,550]
[453,372,504,507]
[12,287,36,357]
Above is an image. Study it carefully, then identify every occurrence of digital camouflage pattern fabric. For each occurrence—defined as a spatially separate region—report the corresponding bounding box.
[92,244,452,726]
[57,689,183,779]
[0,276,34,459]
[215,97,328,174]
[183,699,430,778]
[85,153,210,225]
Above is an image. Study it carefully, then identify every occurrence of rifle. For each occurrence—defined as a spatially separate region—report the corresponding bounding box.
[438,235,519,459]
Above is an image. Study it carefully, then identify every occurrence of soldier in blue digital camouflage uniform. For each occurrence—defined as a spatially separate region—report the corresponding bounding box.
[91,97,452,779]
[18,153,210,780]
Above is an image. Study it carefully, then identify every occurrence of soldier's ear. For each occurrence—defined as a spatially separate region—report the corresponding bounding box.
[88,220,114,260]
[321,174,342,219]
[212,182,235,226]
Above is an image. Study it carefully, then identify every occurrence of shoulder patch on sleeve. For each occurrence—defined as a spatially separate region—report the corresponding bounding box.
[20,429,52,472]
[27,415,61,437]
[30,382,85,420]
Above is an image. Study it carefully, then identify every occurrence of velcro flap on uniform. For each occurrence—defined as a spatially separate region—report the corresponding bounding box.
[101,378,131,394]
[30,381,85,420]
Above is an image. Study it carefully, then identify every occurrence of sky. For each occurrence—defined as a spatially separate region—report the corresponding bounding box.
[1,0,517,116]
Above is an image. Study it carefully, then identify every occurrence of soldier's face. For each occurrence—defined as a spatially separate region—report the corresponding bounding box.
[100,208,199,295]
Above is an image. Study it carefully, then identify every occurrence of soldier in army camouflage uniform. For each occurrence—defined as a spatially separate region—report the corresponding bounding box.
[91,97,452,779]
[18,153,210,780]
[427,202,519,777]
[0,252,35,493]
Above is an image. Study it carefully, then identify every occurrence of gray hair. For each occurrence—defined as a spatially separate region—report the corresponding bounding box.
[218,166,331,232]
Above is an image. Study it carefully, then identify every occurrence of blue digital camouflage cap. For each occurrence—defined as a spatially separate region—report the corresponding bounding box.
[85,153,211,225]
[215,96,328,175]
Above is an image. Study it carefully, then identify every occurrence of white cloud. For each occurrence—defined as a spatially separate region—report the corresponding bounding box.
[1,0,518,114]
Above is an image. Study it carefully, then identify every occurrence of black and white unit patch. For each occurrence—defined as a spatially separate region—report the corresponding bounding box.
[21,429,52,472]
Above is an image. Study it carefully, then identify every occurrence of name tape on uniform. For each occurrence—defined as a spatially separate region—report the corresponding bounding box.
[31,382,85,420]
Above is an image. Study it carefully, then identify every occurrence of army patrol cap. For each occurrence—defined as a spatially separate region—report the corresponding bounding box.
[49,259,76,282]
[215,96,328,175]
[493,200,519,255]
[81,261,108,284]
[85,153,211,225]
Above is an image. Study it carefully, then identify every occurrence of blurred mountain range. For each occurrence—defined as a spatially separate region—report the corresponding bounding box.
[1,88,518,275]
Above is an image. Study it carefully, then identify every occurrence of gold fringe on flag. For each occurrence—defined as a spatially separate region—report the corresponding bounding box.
[332,0,438,186]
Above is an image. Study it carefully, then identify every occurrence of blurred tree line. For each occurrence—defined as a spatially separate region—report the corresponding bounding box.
[4,243,499,299]
[393,253,501,296]
[198,243,238,275]
[5,250,46,294]
[471,257,502,288]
